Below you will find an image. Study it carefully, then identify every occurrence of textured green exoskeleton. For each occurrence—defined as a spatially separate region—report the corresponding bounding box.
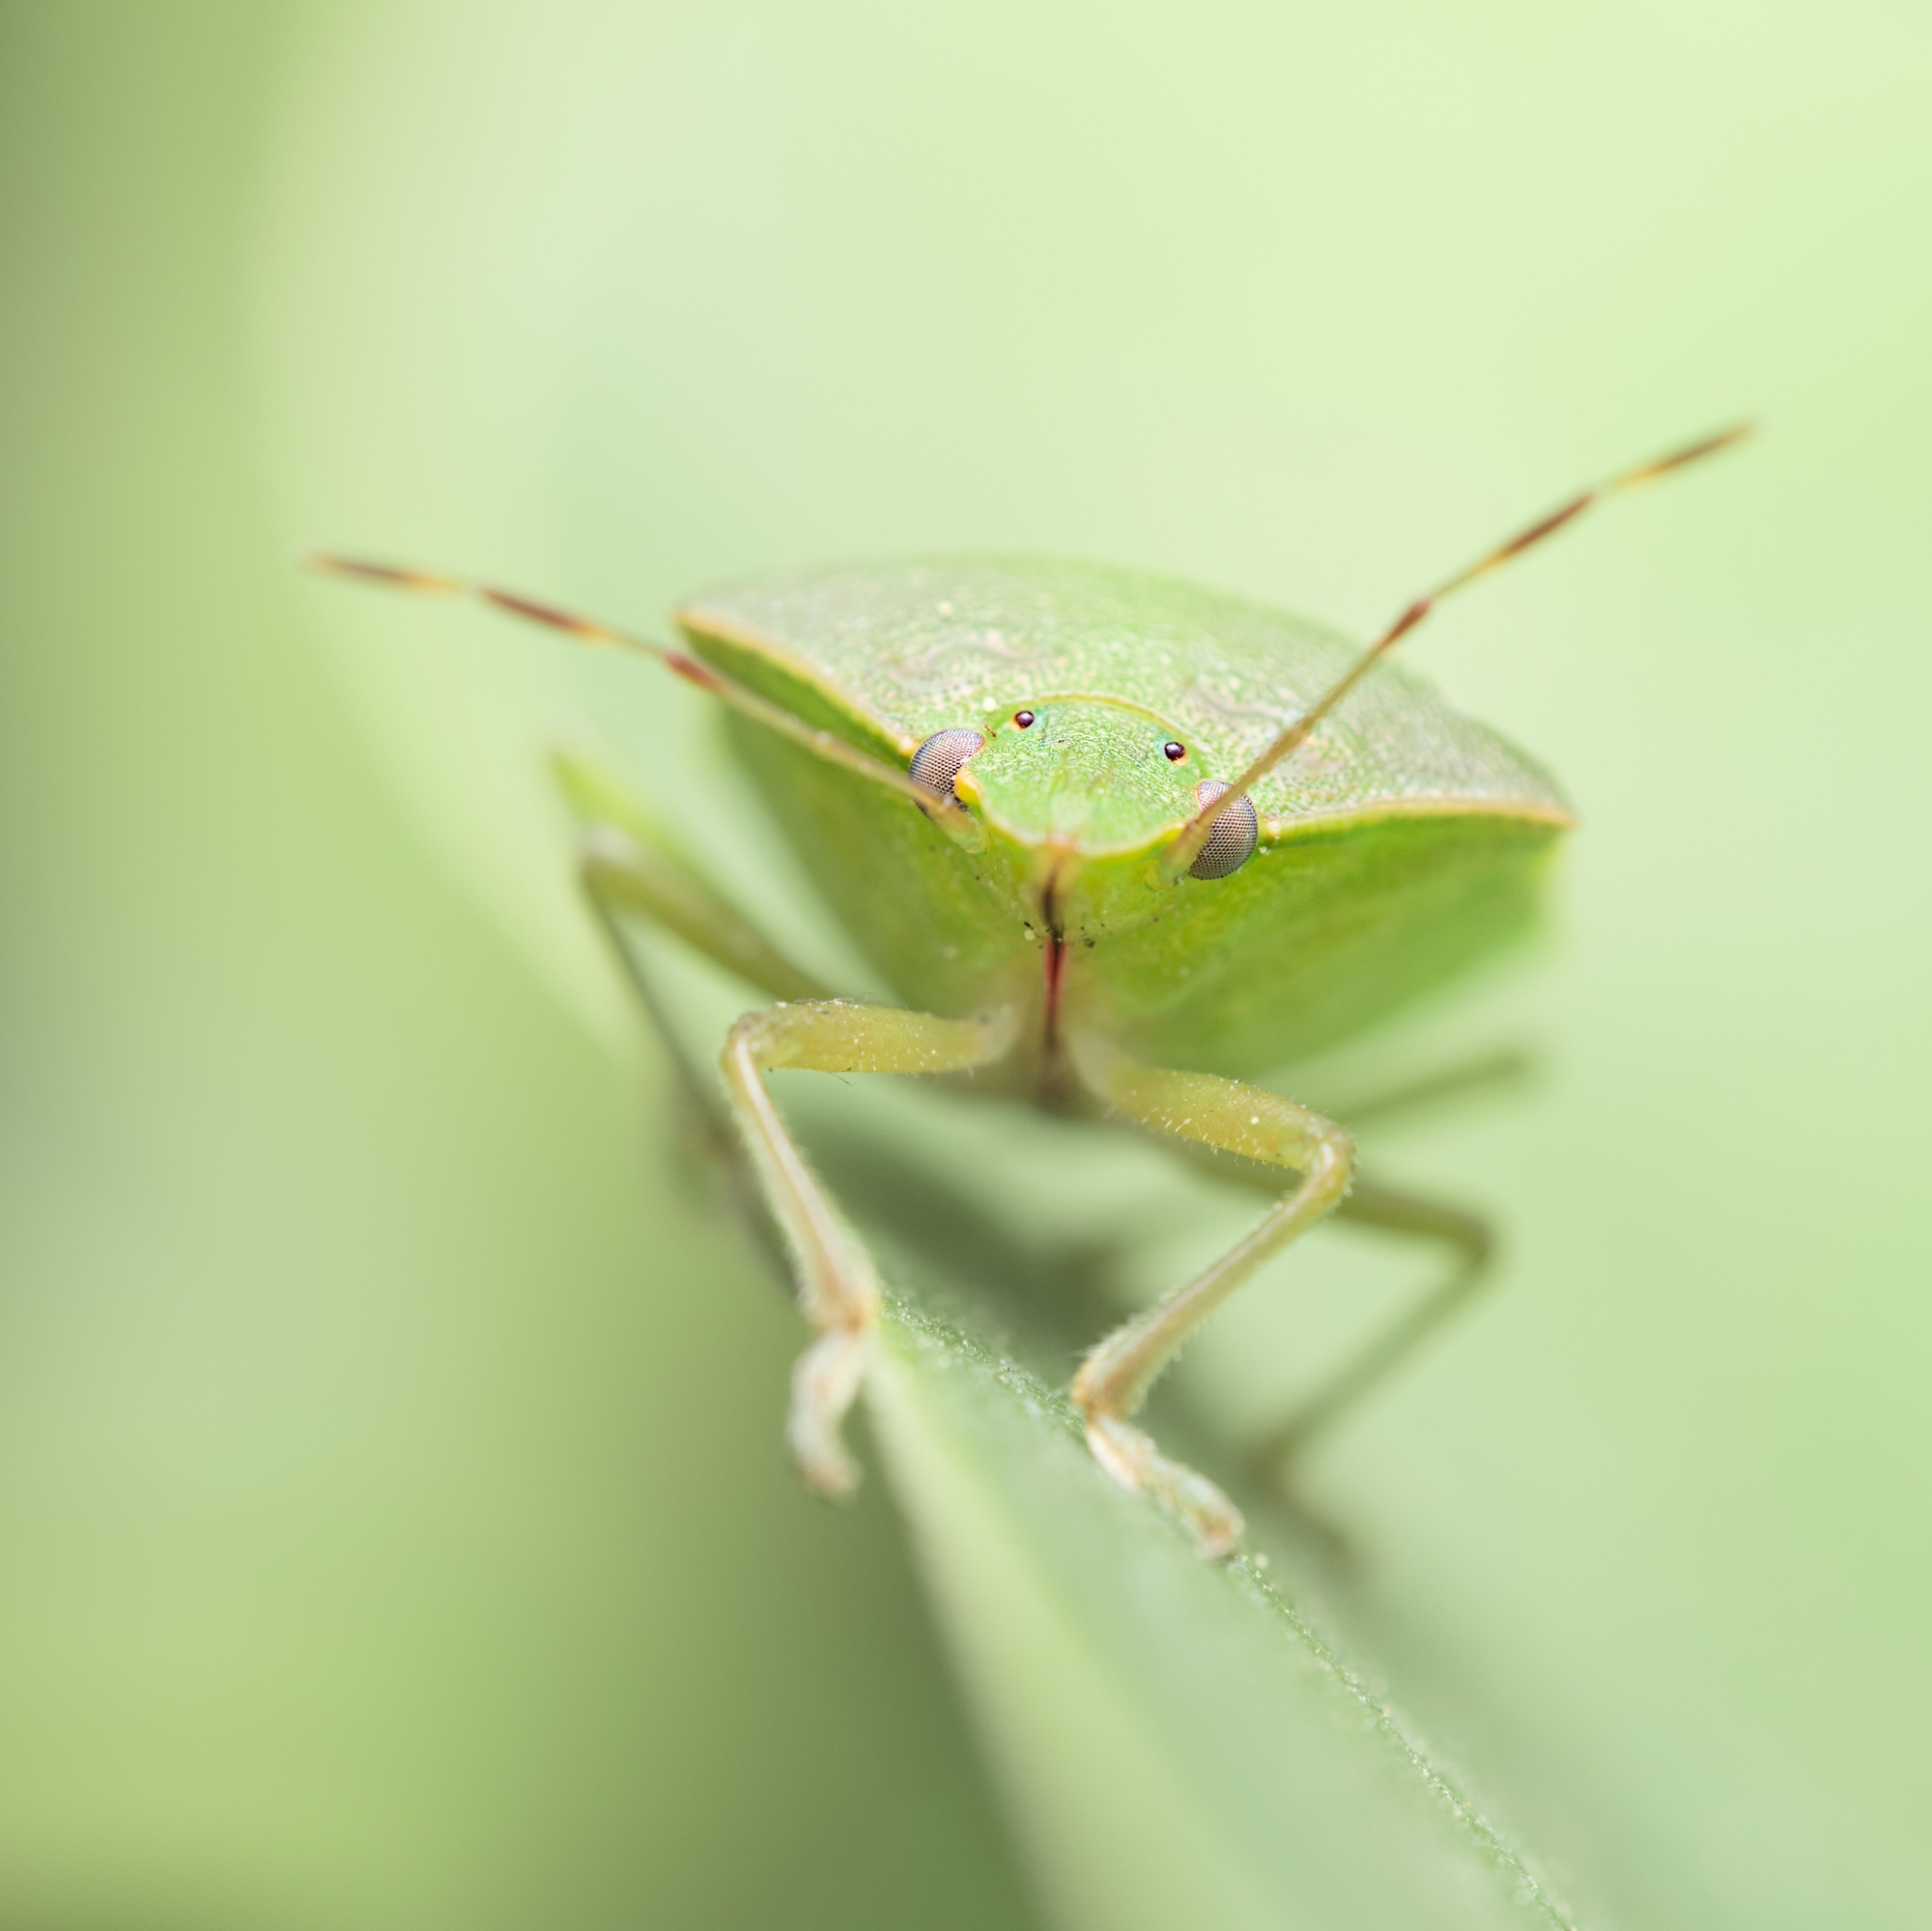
[312,429,1743,1558]
[684,559,1568,1084]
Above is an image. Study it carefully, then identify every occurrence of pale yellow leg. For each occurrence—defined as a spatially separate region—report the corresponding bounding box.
[559,746,835,1006]
[563,750,836,1276]
[1146,1057,1504,1485]
[1258,1178,1492,1473]
[557,754,1018,1491]
[722,1001,1017,1495]
[1066,1030,1353,1558]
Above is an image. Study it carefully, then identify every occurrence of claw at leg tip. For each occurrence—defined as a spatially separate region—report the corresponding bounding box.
[787,1324,871,1500]
[1082,1413,1244,1560]
[794,1446,863,1499]
[1194,1516,1242,1562]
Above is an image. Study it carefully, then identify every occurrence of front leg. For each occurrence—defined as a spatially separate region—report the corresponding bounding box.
[722,1001,1017,1495]
[1067,1030,1354,1558]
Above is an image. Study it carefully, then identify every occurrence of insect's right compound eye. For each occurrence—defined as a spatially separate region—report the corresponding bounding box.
[909,726,986,810]
[1188,780,1259,879]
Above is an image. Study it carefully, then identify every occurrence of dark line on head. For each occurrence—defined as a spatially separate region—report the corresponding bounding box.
[1038,870,1068,1060]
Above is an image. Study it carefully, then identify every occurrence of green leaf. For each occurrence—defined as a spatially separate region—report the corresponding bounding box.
[844,1228,1577,1931]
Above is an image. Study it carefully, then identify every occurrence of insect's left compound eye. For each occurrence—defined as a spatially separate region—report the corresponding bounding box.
[1188,780,1259,880]
[909,726,985,810]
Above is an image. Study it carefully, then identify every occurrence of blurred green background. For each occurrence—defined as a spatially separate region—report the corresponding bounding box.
[2,3,1927,1927]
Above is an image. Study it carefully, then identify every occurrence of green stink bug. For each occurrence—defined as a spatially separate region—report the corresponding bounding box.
[312,426,1746,1559]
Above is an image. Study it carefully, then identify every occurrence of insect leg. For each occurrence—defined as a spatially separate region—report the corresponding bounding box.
[559,747,835,1005]
[1141,1122,1496,1488]
[1254,1178,1493,1483]
[561,749,841,1275]
[1322,1047,1536,1131]
[1065,1030,1353,1559]
[721,1001,1018,1496]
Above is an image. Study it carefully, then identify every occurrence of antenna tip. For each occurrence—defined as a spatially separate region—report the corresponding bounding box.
[1637,420,1758,483]
[1697,419,1758,459]
[300,552,464,594]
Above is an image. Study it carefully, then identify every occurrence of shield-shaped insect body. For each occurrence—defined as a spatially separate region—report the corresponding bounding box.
[312,426,1745,1558]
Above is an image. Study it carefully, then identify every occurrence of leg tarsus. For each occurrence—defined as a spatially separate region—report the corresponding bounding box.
[1083,1413,1244,1559]
[787,1326,871,1497]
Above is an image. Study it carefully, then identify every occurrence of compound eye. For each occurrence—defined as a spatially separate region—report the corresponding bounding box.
[1188,780,1259,880]
[1012,709,1036,728]
[909,726,985,809]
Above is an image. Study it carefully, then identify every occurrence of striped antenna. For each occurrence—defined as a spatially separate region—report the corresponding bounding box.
[1160,423,1754,879]
[303,554,987,852]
